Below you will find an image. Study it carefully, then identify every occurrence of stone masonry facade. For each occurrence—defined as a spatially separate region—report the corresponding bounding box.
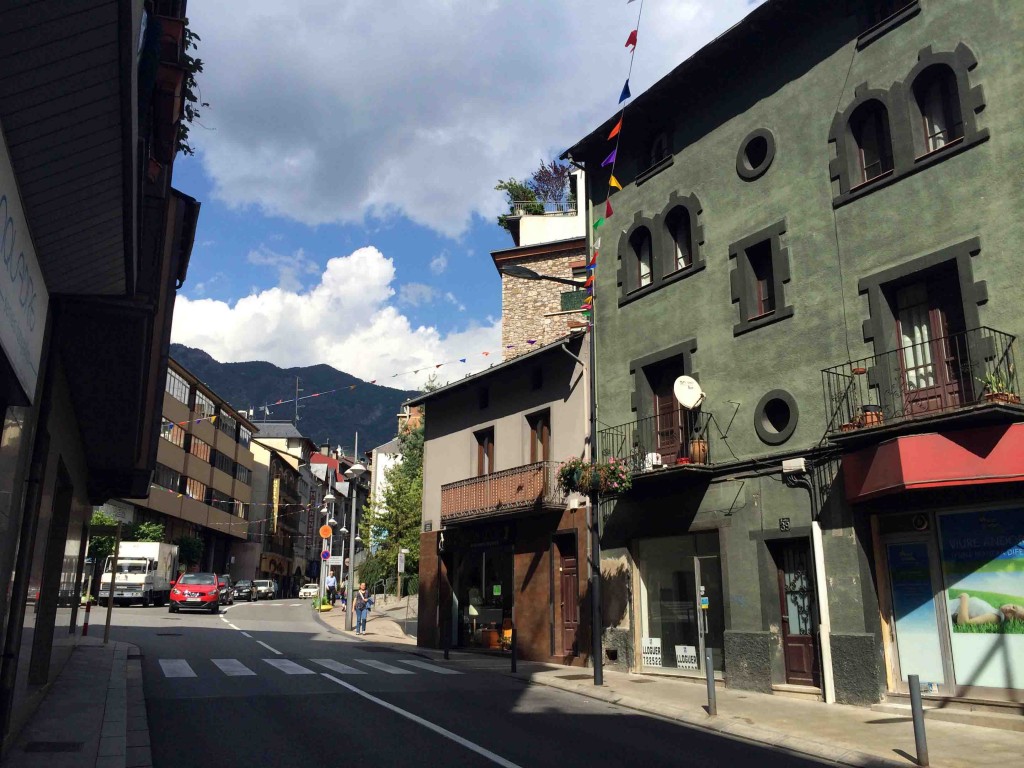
[500,247,587,360]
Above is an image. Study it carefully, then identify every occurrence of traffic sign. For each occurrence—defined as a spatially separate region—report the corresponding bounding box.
[320,550,330,561]
[327,555,344,565]
[319,524,333,539]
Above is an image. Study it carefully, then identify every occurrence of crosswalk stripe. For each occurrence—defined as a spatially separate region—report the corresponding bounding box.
[354,658,414,675]
[212,659,256,676]
[263,658,315,675]
[397,659,463,675]
[159,659,196,678]
[311,659,366,675]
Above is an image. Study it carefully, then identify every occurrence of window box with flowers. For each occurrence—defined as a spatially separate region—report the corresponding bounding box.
[557,456,632,496]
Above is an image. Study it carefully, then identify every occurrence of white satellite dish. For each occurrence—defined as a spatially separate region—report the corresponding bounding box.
[673,375,706,410]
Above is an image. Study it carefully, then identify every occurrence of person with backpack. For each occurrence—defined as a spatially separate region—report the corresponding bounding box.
[354,582,373,634]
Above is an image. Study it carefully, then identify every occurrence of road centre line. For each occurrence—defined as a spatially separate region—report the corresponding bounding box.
[322,674,522,768]
[241,631,252,638]
[257,640,282,655]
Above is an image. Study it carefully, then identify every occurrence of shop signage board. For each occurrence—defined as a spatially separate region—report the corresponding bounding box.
[0,123,49,402]
[641,637,662,667]
[674,644,698,669]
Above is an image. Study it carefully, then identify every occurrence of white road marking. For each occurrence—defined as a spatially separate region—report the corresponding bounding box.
[322,674,522,768]
[241,631,252,638]
[289,603,302,607]
[159,659,196,678]
[398,659,463,675]
[228,623,240,630]
[264,658,314,675]
[212,659,256,676]
[310,658,366,675]
[353,658,414,675]
[257,641,282,655]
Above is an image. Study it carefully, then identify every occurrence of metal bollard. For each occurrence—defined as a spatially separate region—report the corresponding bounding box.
[510,626,517,673]
[705,647,717,716]
[908,675,929,767]
[82,601,91,637]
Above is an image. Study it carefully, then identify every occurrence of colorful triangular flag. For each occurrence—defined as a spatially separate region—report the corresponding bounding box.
[609,175,622,190]
[605,199,613,218]
[594,237,601,250]
[593,217,605,229]
[601,147,617,167]
[619,79,631,103]
[608,117,622,140]
[584,274,594,288]
[625,30,637,51]
[459,358,466,363]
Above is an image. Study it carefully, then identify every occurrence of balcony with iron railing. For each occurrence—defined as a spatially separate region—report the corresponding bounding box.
[599,408,713,478]
[440,461,565,524]
[822,326,1022,444]
[510,200,578,217]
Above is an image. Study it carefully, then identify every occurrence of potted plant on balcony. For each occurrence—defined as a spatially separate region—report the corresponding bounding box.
[978,368,1020,405]
[860,404,884,426]
[688,423,709,465]
[597,457,632,495]
[557,456,592,495]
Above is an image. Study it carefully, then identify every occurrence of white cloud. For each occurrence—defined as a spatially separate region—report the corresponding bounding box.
[444,292,466,312]
[187,1,765,239]
[171,246,501,386]
[247,245,320,291]
[429,252,448,275]
[399,282,439,306]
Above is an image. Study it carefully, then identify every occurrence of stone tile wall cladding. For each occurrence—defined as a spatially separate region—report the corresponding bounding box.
[501,249,586,360]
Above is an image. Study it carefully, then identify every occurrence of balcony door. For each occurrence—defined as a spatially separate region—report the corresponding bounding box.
[651,364,686,464]
[894,270,968,416]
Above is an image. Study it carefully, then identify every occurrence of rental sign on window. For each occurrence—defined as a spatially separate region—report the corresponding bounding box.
[0,120,48,402]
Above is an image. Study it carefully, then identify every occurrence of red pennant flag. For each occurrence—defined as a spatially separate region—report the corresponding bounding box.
[584,274,594,288]
[435,364,443,368]
[605,199,613,218]
[608,117,622,140]
[482,351,490,356]
[625,30,637,51]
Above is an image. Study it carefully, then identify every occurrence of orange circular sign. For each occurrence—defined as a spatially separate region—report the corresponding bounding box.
[319,525,333,539]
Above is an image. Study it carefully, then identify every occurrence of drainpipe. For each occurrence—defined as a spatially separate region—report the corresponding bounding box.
[784,468,836,704]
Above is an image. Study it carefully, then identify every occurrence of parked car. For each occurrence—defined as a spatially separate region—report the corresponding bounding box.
[169,573,221,614]
[218,575,234,606]
[298,583,319,599]
[232,580,257,602]
[253,580,277,600]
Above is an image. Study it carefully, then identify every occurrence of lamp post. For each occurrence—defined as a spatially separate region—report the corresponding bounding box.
[344,433,366,631]
[319,488,336,609]
[499,264,603,686]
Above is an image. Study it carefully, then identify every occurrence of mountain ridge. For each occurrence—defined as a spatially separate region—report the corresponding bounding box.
[169,344,418,451]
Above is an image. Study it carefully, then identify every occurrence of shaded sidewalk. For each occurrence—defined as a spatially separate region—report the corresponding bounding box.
[1,639,150,768]
[313,593,418,643]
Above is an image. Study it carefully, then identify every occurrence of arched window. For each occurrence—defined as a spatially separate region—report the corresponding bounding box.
[913,65,964,154]
[631,227,653,288]
[664,207,692,274]
[849,101,894,184]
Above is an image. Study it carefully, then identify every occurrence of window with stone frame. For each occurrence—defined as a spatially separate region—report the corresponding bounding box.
[632,227,654,289]
[912,65,964,155]
[850,100,894,185]
[729,220,793,336]
[665,206,693,275]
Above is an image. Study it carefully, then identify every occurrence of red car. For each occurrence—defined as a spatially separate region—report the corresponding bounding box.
[168,573,221,614]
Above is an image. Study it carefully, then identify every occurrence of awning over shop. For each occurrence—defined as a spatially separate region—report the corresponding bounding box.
[844,422,1024,502]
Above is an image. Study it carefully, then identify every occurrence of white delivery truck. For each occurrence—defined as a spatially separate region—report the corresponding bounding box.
[98,542,179,607]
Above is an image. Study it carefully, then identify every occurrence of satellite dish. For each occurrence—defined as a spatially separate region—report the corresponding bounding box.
[673,376,706,410]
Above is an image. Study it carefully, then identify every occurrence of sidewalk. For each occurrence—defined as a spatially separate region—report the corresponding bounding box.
[313,593,418,643]
[1,638,150,768]
[312,600,1020,768]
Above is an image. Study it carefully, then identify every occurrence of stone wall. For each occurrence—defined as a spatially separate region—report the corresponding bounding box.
[501,249,586,360]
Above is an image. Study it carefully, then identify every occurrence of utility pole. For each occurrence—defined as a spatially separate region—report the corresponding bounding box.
[294,377,302,425]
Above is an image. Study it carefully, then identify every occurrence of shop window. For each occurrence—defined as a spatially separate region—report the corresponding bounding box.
[665,207,692,274]
[850,100,894,185]
[912,65,964,155]
[160,419,186,448]
[166,369,189,404]
[475,428,494,476]
[527,410,550,463]
[632,227,653,289]
[194,390,215,419]
[729,220,793,336]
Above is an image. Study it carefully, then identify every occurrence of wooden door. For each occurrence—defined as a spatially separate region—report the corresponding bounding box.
[560,553,579,656]
[652,368,685,464]
[776,541,820,687]
[896,276,967,416]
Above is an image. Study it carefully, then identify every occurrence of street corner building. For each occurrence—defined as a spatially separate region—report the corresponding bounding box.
[0,0,203,750]
[561,0,1024,709]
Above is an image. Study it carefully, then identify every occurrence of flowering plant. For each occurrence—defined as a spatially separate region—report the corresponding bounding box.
[556,456,632,495]
[557,456,593,495]
[599,457,632,494]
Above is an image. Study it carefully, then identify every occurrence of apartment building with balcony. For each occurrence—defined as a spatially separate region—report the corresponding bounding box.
[415,332,591,663]
[565,0,1024,709]
[117,359,257,574]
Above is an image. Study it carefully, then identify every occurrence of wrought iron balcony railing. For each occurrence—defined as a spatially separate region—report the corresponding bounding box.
[599,408,713,476]
[821,326,1019,436]
[440,461,565,523]
[510,200,578,216]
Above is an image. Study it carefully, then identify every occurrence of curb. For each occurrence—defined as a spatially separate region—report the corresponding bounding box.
[122,643,153,768]
[517,673,908,768]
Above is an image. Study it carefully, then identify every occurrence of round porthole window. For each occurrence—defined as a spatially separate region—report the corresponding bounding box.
[736,128,776,181]
[754,389,798,445]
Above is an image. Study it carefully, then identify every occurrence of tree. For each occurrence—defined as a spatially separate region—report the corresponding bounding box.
[87,511,120,562]
[495,178,543,233]
[132,521,165,542]
[358,424,423,590]
[177,20,209,157]
[527,159,571,203]
[175,536,204,571]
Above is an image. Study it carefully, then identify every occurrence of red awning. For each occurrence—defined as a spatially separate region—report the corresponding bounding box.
[844,422,1024,502]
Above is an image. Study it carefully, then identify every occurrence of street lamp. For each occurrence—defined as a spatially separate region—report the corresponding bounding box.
[343,434,366,631]
[319,489,337,609]
[499,263,603,686]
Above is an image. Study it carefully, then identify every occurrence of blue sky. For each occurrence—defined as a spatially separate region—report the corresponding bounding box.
[170,1,763,387]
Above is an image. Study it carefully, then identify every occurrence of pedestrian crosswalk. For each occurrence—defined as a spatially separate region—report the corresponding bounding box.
[157,656,462,679]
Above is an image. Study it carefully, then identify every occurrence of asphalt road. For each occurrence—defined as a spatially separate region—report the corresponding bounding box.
[107,600,826,768]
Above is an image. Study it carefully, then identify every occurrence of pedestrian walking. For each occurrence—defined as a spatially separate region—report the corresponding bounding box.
[325,571,337,605]
[354,582,373,634]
